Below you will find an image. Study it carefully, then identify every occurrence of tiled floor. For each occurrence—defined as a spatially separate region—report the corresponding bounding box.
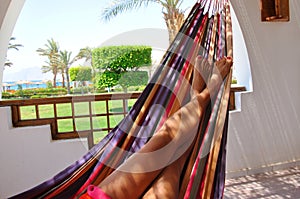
[224,166,300,199]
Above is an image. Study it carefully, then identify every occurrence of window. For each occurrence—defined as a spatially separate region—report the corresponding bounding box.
[261,0,289,22]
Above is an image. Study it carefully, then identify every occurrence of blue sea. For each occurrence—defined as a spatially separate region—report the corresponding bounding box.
[3,80,64,91]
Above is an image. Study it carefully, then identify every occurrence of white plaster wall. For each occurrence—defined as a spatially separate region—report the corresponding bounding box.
[1,0,300,193]
[227,0,300,177]
[0,1,101,197]
[0,0,10,27]
[0,1,89,197]
[0,107,88,198]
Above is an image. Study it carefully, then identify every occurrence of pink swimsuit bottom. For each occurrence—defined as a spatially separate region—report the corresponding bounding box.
[79,185,111,199]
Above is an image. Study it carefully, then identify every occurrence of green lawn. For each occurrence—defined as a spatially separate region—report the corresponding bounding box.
[19,99,137,144]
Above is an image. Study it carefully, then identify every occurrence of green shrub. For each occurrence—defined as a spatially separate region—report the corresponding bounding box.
[69,66,92,82]
[93,45,151,91]
[71,86,95,94]
[119,71,148,88]
[232,79,237,84]
[93,45,152,71]
[94,87,106,93]
[46,81,53,88]
[30,94,48,99]
[128,85,146,91]
[2,92,15,99]
[13,88,67,98]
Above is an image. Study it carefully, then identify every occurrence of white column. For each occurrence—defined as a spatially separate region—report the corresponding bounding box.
[0,0,25,99]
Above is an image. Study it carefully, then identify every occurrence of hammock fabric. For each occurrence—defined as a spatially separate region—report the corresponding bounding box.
[10,0,233,198]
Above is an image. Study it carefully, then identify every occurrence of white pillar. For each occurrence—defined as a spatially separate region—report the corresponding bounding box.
[0,0,25,99]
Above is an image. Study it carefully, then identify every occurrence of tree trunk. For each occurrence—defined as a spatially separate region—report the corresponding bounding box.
[163,8,185,44]
[80,81,84,95]
[122,86,129,112]
[66,66,71,94]
[53,73,57,88]
[62,73,65,88]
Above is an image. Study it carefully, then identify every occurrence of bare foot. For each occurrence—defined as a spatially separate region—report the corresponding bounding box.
[215,56,233,79]
[208,56,233,91]
[191,56,213,98]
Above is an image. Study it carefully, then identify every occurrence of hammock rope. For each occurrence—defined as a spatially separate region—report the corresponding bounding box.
[10,0,233,198]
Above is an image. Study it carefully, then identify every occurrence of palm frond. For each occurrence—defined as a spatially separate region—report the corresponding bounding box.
[76,47,92,62]
[60,50,72,65]
[41,64,52,73]
[7,37,23,51]
[161,0,183,10]
[101,0,158,21]
[4,60,13,67]
[8,44,23,51]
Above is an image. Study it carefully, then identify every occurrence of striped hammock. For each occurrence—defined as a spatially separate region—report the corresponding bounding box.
[10,0,233,198]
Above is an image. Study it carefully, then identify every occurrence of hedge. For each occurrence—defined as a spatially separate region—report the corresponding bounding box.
[69,66,92,82]
[2,88,67,99]
[92,45,152,71]
[93,45,151,91]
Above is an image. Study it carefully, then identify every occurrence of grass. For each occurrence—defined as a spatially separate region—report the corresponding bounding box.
[19,99,137,144]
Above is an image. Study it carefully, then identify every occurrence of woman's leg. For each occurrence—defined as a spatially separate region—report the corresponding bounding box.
[142,56,213,199]
[141,56,232,199]
[141,146,192,199]
[97,57,233,199]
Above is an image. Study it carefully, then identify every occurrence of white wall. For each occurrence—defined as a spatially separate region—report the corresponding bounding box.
[1,0,300,194]
[0,107,88,198]
[227,0,300,177]
[0,2,89,197]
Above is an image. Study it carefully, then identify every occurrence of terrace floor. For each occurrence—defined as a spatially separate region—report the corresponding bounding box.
[224,166,300,198]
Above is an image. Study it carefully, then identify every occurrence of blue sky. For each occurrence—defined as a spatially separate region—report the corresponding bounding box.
[4,0,194,81]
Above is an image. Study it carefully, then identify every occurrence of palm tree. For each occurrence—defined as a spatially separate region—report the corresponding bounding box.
[76,47,95,83]
[60,50,77,94]
[58,64,66,88]
[37,38,60,88]
[5,37,23,67]
[102,0,185,44]
[77,47,93,63]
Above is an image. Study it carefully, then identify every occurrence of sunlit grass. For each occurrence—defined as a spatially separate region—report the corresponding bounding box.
[93,116,108,129]
[74,102,89,116]
[93,131,109,144]
[39,104,54,118]
[57,103,72,117]
[19,99,137,144]
[20,106,36,120]
[57,119,73,132]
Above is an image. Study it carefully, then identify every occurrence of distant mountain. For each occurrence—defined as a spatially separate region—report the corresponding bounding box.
[3,66,53,82]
